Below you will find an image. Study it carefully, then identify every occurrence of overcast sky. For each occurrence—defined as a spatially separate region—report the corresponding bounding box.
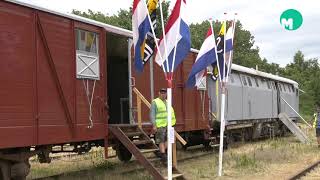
[18,0,320,67]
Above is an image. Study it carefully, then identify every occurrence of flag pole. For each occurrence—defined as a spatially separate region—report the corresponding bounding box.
[218,12,227,177]
[225,13,237,83]
[158,0,173,179]
[166,1,183,180]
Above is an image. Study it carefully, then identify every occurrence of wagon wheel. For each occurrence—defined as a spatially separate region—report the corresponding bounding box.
[0,159,10,180]
[10,160,30,180]
[0,160,30,180]
[244,128,253,141]
[116,144,132,162]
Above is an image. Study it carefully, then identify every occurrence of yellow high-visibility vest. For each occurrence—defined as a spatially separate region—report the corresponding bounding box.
[153,98,176,128]
[313,113,318,128]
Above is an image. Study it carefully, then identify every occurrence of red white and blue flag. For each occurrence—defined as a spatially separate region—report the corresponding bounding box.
[186,27,217,88]
[132,0,152,72]
[154,0,191,72]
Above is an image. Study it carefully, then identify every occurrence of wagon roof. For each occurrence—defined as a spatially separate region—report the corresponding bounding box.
[8,0,298,87]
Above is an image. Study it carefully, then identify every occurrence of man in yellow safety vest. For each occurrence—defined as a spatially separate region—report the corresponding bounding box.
[150,88,176,161]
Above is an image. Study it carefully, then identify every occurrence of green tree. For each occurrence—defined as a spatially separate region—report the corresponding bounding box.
[282,51,320,115]
[72,1,170,37]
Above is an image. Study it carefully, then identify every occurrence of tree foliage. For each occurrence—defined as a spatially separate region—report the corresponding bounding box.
[281,51,320,115]
[72,6,319,115]
[72,1,169,36]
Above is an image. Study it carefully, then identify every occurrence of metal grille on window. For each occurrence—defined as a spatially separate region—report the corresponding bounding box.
[197,76,207,90]
[76,29,100,80]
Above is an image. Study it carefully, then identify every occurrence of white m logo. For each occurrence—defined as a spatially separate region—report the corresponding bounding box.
[281,18,293,30]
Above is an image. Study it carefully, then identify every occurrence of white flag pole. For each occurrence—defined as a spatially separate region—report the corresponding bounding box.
[166,1,183,180]
[167,87,173,180]
[218,12,227,177]
[158,1,172,179]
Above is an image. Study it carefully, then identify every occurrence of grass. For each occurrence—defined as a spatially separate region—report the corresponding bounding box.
[28,124,320,179]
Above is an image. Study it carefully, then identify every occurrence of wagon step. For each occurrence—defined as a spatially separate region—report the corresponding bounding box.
[140,148,159,153]
[126,131,144,137]
[109,124,186,180]
[165,173,183,179]
[133,139,153,145]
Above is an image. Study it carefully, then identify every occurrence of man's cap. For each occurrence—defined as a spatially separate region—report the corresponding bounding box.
[159,88,167,93]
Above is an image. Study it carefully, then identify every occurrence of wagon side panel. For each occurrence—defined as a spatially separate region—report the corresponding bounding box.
[0,2,36,148]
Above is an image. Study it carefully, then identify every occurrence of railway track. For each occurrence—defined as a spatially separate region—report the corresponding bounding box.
[289,160,320,180]
[34,146,214,180]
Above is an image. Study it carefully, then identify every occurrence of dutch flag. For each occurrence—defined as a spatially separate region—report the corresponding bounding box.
[132,0,152,72]
[154,0,191,72]
[186,27,217,88]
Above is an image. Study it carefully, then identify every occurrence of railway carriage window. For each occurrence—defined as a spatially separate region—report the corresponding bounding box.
[76,29,99,54]
[75,29,100,80]
[287,85,291,92]
[247,76,252,86]
[267,81,271,89]
[242,76,247,86]
[292,85,295,92]
[254,77,259,87]
[273,82,276,90]
[283,84,286,92]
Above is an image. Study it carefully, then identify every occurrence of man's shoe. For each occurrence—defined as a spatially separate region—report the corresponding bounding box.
[161,153,167,164]
[155,150,162,158]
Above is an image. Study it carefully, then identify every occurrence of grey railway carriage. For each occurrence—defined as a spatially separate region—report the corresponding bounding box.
[207,64,299,141]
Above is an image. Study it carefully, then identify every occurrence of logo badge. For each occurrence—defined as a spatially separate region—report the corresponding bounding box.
[280,9,303,31]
